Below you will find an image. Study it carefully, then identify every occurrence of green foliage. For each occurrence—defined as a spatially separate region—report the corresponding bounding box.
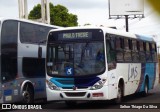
[28,3,78,27]
[28,4,41,19]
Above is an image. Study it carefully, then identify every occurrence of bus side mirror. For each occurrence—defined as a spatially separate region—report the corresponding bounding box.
[38,47,42,58]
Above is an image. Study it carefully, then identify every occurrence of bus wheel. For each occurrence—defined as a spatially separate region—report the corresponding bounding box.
[65,101,77,107]
[22,84,34,103]
[142,79,149,97]
[114,85,123,104]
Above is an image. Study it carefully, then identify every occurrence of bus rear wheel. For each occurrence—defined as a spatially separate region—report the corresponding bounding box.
[22,84,34,103]
[141,79,149,97]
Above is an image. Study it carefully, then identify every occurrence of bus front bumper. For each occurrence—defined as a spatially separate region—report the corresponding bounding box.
[46,86,109,101]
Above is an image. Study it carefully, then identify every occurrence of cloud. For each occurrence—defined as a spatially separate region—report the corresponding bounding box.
[0,0,17,7]
[51,0,108,9]
[0,0,18,18]
[26,0,108,10]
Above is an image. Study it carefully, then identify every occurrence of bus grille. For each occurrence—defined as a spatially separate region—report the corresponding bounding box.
[64,92,86,97]
[62,87,88,89]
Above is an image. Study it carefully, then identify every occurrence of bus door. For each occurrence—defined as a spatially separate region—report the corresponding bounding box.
[0,21,2,102]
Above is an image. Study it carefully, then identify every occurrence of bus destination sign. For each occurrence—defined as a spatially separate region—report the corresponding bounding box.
[58,32,92,40]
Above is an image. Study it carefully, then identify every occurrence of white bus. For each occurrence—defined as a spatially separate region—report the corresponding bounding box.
[0,18,60,103]
[46,27,159,106]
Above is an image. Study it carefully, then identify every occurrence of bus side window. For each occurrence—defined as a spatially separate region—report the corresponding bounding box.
[23,58,45,77]
[137,41,140,51]
[124,38,129,50]
[106,34,116,71]
[128,39,132,50]
[155,44,157,52]
[151,43,157,62]
[124,38,132,62]
[146,42,152,62]
[132,40,139,62]
[20,22,52,44]
[110,37,115,50]
[139,41,146,62]
[116,37,124,62]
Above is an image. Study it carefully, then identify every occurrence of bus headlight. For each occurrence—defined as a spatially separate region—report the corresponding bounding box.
[46,80,60,90]
[90,79,107,90]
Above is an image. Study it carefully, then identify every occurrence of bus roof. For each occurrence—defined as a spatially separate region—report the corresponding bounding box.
[0,17,62,28]
[49,26,155,42]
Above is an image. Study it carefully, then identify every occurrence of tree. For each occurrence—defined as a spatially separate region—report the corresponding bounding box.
[28,4,41,20]
[28,3,78,27]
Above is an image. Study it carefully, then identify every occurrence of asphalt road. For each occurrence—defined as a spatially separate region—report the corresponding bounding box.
[5,84,160,112]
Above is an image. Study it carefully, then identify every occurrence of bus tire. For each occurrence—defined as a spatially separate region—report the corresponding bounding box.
[114,84,123,104]
[65,101,77,107]
[22,84,34,103]
[141,78,149,97]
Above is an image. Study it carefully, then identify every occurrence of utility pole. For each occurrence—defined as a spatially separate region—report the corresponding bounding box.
[41,0,50,24]
[18,0,28,19]
[24,0,28,19]
[18,0,50,24]
[125,15,129,32]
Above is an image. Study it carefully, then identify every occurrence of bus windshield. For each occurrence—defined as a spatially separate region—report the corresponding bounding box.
[47,41,105,77]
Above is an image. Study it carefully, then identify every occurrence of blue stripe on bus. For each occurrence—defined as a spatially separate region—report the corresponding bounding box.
[50,76,100,88]
[145,63,155,89]
[4,89,12,96]
[136,63,145,92]
[139,63,156,92]
[50,78,74,87]
[152,63,156,88]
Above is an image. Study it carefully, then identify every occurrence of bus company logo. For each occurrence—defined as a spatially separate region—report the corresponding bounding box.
[72,86,77,90]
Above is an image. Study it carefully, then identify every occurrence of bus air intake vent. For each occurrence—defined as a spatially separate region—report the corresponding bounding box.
[64,92,86,97]
[62,87,88,89]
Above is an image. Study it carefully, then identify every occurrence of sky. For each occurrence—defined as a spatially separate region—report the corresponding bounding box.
[0,0,160,44]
